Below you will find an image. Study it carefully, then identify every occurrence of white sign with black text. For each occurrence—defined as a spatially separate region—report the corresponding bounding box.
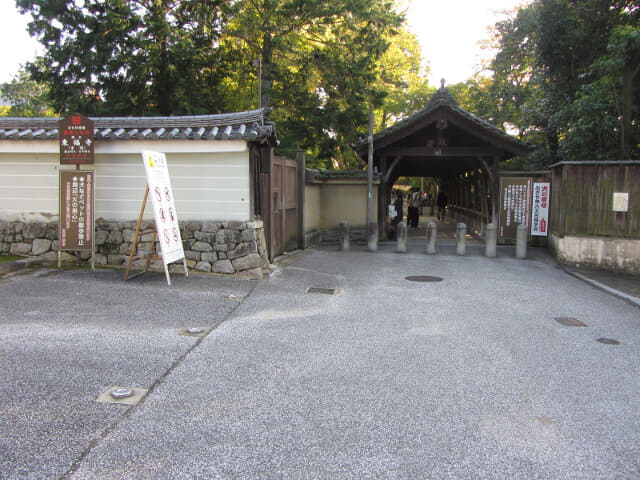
[142,150,185,266]
[531,182,550,237]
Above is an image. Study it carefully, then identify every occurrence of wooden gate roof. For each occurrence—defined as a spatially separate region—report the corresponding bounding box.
[353,82,531,180]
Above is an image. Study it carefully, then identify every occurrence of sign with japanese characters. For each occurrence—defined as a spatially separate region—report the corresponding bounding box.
[499,177,532,240]
[142,151,185,266]
[531,182,551,237]
[59,114,94,164]
[612,192,629,212]
[59,170,94,251]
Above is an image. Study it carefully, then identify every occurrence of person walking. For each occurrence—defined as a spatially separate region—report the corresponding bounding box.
[436,191,447,221]
[389,190,403,240]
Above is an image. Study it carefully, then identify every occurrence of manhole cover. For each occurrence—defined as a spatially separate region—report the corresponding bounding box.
[596,338,620,345]
[554,317,587,327]
[306,287,338,295]
[405,276,443,282]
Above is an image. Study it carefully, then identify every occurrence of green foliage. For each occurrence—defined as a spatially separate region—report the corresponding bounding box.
[481,0,640,164]
[16,0,228,116]
[1,62,57,116]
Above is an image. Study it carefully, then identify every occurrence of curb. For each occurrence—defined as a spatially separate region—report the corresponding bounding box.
[564,269,640,308]
[0,257,42,276]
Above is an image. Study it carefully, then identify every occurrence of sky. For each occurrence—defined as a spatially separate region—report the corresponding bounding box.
[0,0,528,86]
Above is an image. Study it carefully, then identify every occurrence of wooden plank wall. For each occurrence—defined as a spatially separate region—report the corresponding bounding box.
[551,163,640,238]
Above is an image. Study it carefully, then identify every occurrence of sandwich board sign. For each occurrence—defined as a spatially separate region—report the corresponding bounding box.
[141,150,187,284]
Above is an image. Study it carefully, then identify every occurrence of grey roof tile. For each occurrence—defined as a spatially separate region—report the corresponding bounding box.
[0,108,276,143]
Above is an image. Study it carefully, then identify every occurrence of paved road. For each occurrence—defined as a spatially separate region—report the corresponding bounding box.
[1,245,639,479]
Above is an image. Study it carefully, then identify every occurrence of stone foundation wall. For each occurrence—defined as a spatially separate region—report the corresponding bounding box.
[311,228,369,244]
[1,219,270,278]
[549,233,640,275]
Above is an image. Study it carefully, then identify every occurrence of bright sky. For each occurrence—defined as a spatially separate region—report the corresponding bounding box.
[0,0,529,86]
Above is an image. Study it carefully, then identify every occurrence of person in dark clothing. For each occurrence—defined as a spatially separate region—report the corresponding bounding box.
[436,191,447,221]
[389,190,403,239]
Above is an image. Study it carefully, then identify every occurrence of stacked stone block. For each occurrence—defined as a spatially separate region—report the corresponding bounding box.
[0,219,270,278]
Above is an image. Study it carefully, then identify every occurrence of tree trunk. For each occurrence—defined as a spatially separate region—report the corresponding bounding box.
[261,33,273,109]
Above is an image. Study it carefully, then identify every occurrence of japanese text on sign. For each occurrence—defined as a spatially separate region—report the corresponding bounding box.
[531,182,550,237]
[142,151,185,266]
[59,114,95,164]
[59,170,94,251]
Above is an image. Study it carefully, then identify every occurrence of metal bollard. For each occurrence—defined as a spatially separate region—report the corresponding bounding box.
[485,222,497,258]
[456,222,466,256]
[367,221,378,252]
[396,221,407,253]
[516,223,528,259]
[426,221,437,254]
[339,221,350,251]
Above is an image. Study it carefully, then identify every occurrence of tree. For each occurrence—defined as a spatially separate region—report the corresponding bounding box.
[16,0,228,116]
[481,0,639,164]
[218,0,404,168]
[1,61,57,117]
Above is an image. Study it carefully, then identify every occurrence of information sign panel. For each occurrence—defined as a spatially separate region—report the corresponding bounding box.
[499,177,532,240]
[142,151,185,265]
[59,170,94,251]
[531,182,551,237]
[59,114,94,164]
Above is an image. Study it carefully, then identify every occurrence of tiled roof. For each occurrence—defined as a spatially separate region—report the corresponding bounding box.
[353,85,530,154]
[0,109,276,143]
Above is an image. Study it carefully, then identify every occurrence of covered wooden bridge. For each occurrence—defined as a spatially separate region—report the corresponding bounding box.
[354,81,531,237]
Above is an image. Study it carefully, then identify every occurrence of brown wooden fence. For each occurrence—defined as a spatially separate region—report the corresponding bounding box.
[550,161,640,238]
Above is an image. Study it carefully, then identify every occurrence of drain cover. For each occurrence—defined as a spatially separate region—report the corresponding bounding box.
[111,388,133,399]
[405,276,443,282]
[596,338,620,345]
[306,287,338,295]
[554,317,587,327]
[97,386,148,405]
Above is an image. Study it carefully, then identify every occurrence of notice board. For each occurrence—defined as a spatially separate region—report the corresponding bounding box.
[499,177,532,241]
[59,170,94,251]
[58,114,94,165]
[142,150,185,266]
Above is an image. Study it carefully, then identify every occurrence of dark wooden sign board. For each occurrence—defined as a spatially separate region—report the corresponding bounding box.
[499,177,532,241]
[59,170,94,252]
[59,114,94,165]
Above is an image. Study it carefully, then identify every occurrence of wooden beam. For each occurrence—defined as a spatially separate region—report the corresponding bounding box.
[387,146,502,157]
[383,155,404,184]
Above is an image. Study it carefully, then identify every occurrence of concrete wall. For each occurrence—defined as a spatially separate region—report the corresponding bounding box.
[304,184,322,233]
[0,140,251,222]
[549,233,640,275]
[304,180,378,233]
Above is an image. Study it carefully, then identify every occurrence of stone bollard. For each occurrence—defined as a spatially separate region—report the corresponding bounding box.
[396,221,407,253]
[367,222,378,252]
[456,222,466,256]
[485,222,497,258]
[426,221,437,254]
[339,221,350,251]
[516,223,528,259]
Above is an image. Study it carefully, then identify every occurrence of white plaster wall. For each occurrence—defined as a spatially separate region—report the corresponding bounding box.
[550,233,640,274]
[0,141,251,222]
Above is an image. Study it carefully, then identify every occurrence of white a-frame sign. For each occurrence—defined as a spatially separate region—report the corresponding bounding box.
[125,150,188,285]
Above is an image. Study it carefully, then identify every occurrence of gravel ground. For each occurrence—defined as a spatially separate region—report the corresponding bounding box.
[1,246,639,479]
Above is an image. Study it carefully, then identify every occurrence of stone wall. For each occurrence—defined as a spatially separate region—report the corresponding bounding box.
[1,219,270,279]
[549,233,640,275]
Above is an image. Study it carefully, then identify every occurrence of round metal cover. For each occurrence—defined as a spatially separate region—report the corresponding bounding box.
[596,338,620,345]
[111,388,134,399]
[405,275,443,283]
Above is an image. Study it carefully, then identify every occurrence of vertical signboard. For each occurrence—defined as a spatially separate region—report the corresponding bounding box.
[59,170,94,251]
[499,177,532,240]
[59,114,94,165]
[531,182,551,237]
[142,150,185,266]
